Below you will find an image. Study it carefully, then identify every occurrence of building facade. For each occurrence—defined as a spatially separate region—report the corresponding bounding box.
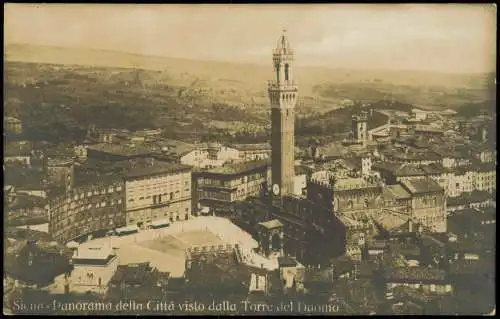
[193,160,270,215]
[400,179,447,233]
[180,143,240,169]
[124,162,192,227]
[65,246,119,294]
[5,116,23,134]
[352,112,368,145]
[48,179,125,243]
[230,143,271,162]
[269,32,298,199]
[45,157,75,192]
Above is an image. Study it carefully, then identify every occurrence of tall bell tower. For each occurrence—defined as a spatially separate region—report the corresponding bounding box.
[268,30,298,199]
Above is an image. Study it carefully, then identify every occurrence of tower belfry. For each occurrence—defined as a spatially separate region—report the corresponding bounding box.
[268,31,298,199]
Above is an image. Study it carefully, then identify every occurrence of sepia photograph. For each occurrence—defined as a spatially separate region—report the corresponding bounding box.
[3,3,496,316]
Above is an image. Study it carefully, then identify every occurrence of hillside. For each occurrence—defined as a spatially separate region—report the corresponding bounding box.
[5,43,493,110]
[455,100,497,118]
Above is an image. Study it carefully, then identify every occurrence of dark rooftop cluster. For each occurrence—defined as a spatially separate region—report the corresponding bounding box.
[110,262,169,286]
[7,193,47,211]
[4,167,45,189]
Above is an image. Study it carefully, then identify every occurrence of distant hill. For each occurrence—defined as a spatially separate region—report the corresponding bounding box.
[455,100,496,118]
[5,43,492,105]
[369,100,415,112]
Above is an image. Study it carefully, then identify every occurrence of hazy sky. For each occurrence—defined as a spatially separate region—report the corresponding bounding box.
[4,4,496,73]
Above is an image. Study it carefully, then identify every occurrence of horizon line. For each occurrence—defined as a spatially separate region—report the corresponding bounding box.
[5,41,495,76]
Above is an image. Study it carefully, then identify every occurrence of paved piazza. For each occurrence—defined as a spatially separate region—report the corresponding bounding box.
[77,216,265,277]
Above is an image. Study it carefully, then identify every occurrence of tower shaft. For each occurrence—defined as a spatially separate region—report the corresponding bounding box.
[269,32,298,198]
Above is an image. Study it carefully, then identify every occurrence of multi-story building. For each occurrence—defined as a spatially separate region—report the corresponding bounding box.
[330,177,385,218]
[193,160,270,215]
[373,161,492,198]
[45,157,75,192]
[474,145,496,164]
[6,193,47,225]
[107,262,170,300]
[351,111,369,146]
[124,161,192,227]
[48,178,125,243]
[410,108,428,121]
[4,116,23,134]
[400,178,446,233]
[74,145,88,160]
[180,142,240,169]
[64,245,120,294]
[230,143,271,162]
[472,163,496,193]
[86,142,162,162]
[384,267,452,295]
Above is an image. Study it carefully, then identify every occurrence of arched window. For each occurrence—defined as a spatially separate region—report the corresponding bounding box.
[285,64,290,81]
[276,65,280,83]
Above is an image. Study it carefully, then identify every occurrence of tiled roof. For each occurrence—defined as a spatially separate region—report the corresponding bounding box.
[125,160,191,179]
[258,219,283,229]
[277,256,297,267]
[110,262,160,285]
[401,178,443,194]
[383,184,412,200]
[420,163,444,175]
[8,194,46,211]
[4,167,45,189]
[318,141,348,158]
[395,165,425,176]
[295,165,313,176]
[334,177,379,190]
[304,268,333,283]
[389,243,421,257]
[204,159,270,176]
[152,139,199,157]
[229,143,271,151]
[80,158,191,179]
[185,253,251,292]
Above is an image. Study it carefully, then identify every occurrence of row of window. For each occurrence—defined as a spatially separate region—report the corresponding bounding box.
[199,190,231,201]
[127,189,189,203]
[52,212,124,229]
[128,210,190,224]
[52,208,124,224]
[389,282,452,293]
[128,176,189,185]
[52,199,123,216]
[199,173,266,187]
[52,216,126,240]
[480,220,495,225]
